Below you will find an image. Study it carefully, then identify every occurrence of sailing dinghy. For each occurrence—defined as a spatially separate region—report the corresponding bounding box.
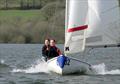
[45,0,120,75]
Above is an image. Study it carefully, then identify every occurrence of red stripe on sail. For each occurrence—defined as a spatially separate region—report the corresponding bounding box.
[67,25,88,32]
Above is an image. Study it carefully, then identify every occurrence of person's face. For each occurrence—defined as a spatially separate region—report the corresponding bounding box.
[45,40,49,45]
[50,40,55,46]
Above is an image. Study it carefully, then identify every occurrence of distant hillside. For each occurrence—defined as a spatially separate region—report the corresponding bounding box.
[0,0,119,43]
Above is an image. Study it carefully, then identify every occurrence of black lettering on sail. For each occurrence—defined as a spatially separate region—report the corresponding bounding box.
[65,47,69,51]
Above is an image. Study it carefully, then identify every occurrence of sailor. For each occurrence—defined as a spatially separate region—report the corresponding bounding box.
[42,38,50,61]
[48,39,62,59]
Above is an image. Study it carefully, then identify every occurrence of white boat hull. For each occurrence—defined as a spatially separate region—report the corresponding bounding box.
[46,55,92,75]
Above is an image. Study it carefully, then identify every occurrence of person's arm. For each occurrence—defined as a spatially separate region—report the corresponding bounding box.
[42,46,46,57]
[57,48,62,55]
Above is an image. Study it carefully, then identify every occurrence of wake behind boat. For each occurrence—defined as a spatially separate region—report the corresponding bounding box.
[46,55,92,75]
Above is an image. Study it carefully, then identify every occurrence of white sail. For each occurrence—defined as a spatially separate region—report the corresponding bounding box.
[86,0,120,47]
[64,0,88,54]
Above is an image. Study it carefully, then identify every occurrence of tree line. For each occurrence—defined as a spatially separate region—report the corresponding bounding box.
[0,0,60,10]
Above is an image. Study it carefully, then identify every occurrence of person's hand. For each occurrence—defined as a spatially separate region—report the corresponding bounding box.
[46,47,49,50]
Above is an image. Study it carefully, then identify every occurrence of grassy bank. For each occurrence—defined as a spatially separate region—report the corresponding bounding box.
[0,1,65,44]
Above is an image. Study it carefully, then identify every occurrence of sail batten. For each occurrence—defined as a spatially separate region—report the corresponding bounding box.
[67,25,88,32]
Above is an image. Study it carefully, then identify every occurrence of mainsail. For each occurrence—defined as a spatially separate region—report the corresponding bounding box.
[64,0,120,54]
[65,0,88,54]
[86,0,120,47]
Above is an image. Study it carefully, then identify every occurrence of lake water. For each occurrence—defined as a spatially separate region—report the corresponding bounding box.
[0,44,120,84]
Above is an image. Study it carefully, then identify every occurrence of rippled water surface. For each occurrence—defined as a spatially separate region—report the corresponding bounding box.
[0,44,120,84]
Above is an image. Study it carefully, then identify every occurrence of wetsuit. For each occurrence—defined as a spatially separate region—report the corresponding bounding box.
[48,46,61,59]
[42,45,50,61]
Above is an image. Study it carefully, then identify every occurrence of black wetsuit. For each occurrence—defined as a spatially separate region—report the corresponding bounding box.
[48,46,59,59]
[42,45,50,61]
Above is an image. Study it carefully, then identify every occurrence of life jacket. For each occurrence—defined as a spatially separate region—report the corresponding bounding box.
[48,46,60,59]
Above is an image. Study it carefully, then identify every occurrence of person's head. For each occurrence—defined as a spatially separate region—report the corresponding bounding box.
[50,39,56,46]
[44,38,50,46]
